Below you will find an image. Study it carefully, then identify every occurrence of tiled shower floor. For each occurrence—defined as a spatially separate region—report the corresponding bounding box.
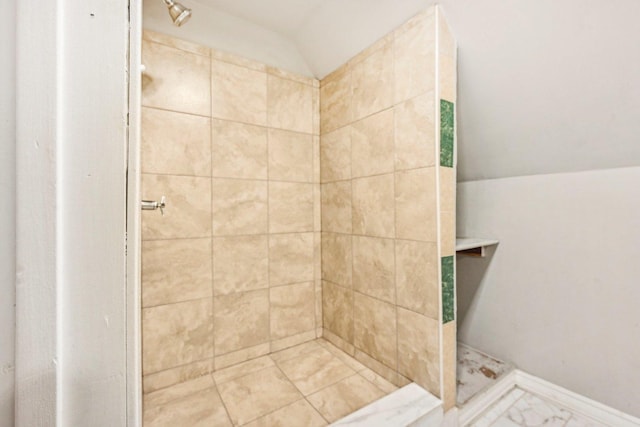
[143,339,398,426]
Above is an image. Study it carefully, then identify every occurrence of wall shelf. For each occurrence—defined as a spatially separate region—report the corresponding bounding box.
[456,238,499,257]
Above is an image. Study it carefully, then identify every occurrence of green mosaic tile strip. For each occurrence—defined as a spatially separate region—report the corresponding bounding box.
[440,99,454,168]
[441,255,455,323]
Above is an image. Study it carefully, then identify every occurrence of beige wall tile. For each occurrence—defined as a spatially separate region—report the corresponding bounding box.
[351,43,393,121]
[268,75,314,133]
[395,240,439,319]
[438,9,456,59]
[268,129,313,182]
[352,236,395,304]
[321,233,352,287]
[214,289,270,355]
[211,59,267,125]
[397,307,440,396]
[269,182,314,233]
[212,178,267,235]
[270,339,321,364]
[143,359,213,394]
[271,330,317,353]
[213,235,268,295]
[212,119,267,180]
[314,183,322,232]
[322,329,355,356]
[321,181,352,234]
[270,283,316,340]
[307,374,385,423]
[142,174,211,240]
[211,48,266,72]
[439,54,457,103]
[352,174,395,238]
[354,349,403,387]
[143,30,210,56]
[320,66,352,134]
[320,126,351,183]
[214,343,270,370]
[142,238,212,307]
[442,321,457,411]
[312,88,320,136]
[267,66,316,86]
[142,298,213,374]
[217,366,302,425]
[353,293,397,370]
[351,109,394,178]
[315,285,323,333]
[313,136,321,183]
[142,107,211,176]
[213,355,275,385]
[269,233,314,286]
[395,168,437,241]
[394,11,436,104]
[276,347,355,396]
[322,281,353,343]
[143,388,231,427]
[142,40,211,116]
[243,399,326,427]
[394,92,436,171]
[440,166,455,213]
[441,211,455,257]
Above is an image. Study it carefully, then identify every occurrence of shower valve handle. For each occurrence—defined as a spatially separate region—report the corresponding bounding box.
[141,196,166,216]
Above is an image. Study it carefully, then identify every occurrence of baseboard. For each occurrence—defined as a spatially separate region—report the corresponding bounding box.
[515,370,640,427]
[458,369,640,426]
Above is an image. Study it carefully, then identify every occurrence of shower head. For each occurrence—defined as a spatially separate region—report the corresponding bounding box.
[163,0,192,26]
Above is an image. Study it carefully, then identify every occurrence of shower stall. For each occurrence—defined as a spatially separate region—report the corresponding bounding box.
[140,6,457,425]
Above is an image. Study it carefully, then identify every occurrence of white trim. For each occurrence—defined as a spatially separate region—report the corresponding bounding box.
[458,369,640,426]
[515,370,640,427]
[126,0,143,424]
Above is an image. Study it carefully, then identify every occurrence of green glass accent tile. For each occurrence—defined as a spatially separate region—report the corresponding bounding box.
[441,255,455,323]
[440,99,454,168]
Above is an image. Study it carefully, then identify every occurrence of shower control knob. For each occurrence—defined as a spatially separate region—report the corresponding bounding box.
[141,196,167,216]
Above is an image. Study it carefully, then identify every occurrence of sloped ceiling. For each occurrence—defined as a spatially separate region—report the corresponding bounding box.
[145,0,640,181]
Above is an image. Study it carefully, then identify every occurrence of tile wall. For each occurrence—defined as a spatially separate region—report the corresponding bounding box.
[319,6,458,408]
[140,30,321,392]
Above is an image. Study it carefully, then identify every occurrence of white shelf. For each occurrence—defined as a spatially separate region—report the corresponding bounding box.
[456,238,499,257]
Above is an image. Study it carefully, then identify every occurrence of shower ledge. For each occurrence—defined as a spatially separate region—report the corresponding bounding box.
[456,237,499,257]
[332,383,443,426]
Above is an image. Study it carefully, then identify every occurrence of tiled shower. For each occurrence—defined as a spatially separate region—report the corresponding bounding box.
[140,6,457,424]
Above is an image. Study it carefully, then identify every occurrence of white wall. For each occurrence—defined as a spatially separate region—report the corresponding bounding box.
[0,0,16,424]
[142,0,314,76]
[457,167,640,417]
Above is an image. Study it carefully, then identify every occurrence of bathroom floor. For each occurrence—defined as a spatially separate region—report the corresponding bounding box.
[468,387,607,427]
[457,344,514,406]
[143,339,398,426]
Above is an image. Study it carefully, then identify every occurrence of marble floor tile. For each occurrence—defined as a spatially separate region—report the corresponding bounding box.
[216,366,302,425]
[457,343,513,406]
[143,387,231,427]
[306,374,386,422]
[242,399,327,427]
[276,346,355,395]
[469,388,602,427]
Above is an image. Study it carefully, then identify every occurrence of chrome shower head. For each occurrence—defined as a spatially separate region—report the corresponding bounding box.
[163,0,192,26]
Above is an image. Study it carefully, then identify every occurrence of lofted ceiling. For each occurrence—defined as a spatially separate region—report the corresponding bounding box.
[143,0,640,181]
